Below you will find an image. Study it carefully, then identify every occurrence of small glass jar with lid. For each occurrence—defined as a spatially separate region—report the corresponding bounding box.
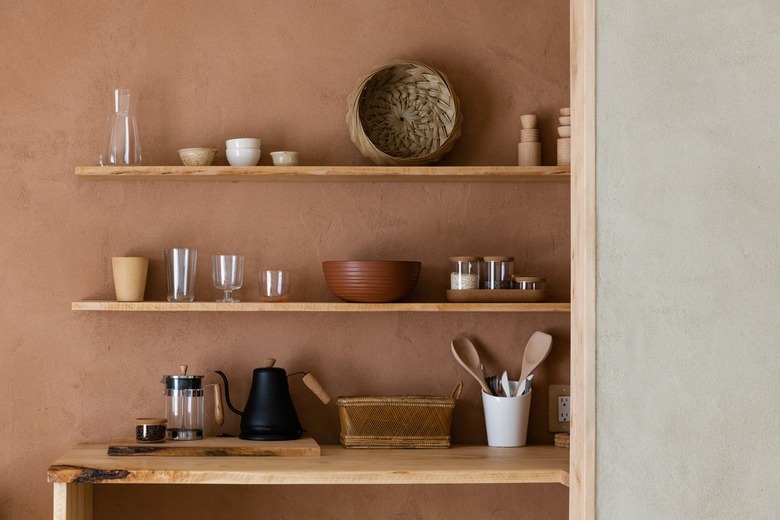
[449,256,481,290]
[512,275,546,290]
[482,256,514,289]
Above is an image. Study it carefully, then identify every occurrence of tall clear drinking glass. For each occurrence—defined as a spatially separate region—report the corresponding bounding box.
[212,255,244,303]
[165,248,198,302]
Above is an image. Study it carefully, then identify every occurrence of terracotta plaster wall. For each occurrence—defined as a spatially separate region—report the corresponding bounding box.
[0,1,570,518]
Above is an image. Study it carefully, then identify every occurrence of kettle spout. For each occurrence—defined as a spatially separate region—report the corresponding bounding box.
[214,371,243,416]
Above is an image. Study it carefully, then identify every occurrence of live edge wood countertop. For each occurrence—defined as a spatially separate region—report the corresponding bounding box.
[48,444,570,486]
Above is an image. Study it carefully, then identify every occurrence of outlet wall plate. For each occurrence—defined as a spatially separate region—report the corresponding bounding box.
[548,384,571,432]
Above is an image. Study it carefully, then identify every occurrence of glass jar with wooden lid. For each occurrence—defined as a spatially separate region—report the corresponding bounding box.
[482,256,514,289]
[449,256,481,290]
[512,275,546,290]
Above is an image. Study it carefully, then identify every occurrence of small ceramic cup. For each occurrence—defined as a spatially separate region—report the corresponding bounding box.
[270,151,300,166]
[112,256,149,302]
[177,148,217,166]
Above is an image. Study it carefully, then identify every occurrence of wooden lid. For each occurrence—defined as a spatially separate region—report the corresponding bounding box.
[511,275,545,282]
[135,417,167,425]
[449,256,481,262]
[483,256,514,262]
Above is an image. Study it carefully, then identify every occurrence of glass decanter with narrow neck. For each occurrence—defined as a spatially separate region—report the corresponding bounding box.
[99,88,142,166]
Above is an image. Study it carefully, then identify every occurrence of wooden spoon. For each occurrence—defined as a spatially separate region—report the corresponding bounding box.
[516,332,553,396]
[451,337,492,395]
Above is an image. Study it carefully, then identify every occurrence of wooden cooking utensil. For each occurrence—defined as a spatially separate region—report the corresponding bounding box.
[451,337,492,395]
[516,332,553,396]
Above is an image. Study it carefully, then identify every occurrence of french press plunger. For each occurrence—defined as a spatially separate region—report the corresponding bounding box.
[161,365,224,440]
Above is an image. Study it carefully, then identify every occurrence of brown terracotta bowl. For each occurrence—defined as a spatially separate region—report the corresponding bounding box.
[322,261,422,303]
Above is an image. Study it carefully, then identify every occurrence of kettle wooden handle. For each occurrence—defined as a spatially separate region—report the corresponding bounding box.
[262,358,276,368]
[302,373,331,405]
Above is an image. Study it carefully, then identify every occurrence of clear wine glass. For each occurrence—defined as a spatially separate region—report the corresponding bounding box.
[211,255,244,303]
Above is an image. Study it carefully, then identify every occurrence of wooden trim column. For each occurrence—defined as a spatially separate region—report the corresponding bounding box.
[570,0,596,518]
[53,483,93,520]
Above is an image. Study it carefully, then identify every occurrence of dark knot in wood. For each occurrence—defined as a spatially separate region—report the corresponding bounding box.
[49,465,131,483]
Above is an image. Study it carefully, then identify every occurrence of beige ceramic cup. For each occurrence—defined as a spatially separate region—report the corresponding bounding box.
[112,257,149,302]
[270,151,299,166]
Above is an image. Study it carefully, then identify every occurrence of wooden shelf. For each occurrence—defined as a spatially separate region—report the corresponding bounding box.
[48,444,570,486]
[75,165,570,182]
[72,301,571,312]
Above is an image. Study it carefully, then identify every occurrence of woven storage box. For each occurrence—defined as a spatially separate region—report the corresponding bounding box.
[337,383,462,448]
[346,60,463,166]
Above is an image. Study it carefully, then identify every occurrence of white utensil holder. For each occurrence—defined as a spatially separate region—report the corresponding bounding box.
[481,383,532,447]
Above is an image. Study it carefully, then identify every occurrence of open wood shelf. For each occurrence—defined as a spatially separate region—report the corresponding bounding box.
[48,444,570,486]
[75,165,570,182]
[72,301,571,312]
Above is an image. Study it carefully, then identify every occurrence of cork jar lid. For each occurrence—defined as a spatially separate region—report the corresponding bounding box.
[449,256,482,262]
[483,256,514,262]
[135,417,167,425]
[511,275,545,282]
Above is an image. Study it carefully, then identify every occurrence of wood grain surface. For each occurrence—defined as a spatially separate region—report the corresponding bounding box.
[75,165,571,182]
[71,301,571,312]
[570,0,597,517]
[107,437,320,457]
[49,444,570,486]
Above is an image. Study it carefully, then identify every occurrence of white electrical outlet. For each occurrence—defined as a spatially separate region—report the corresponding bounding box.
[558,395,571,422]
[548,384,571,432]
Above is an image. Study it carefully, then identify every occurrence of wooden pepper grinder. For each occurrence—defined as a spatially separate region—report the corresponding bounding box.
[518,114,541,166]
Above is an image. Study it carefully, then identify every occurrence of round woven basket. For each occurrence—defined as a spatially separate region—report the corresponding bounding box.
[346,60,462,166]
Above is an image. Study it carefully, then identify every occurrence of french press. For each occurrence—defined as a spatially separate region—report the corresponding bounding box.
[161,365,224,440]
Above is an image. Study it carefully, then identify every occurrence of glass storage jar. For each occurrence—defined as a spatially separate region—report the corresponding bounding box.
[449,256,481,290]
[135,417,167,443]
[482,256,514,289]
[512,275,546,290]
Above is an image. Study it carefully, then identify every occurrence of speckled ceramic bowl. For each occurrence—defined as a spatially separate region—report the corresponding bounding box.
[178,148,217,166]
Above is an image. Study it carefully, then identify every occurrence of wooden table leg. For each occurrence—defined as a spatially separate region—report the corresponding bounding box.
[53,482,93,520]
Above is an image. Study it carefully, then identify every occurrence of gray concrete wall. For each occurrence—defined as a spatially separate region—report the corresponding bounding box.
[596,1,780,518]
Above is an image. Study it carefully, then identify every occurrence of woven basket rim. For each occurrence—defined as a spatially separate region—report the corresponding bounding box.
[338,401,455,409]
[346,59,463,166]
[337,383,462,405]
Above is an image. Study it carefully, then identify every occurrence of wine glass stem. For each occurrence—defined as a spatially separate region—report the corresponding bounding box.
[224,290,233,302]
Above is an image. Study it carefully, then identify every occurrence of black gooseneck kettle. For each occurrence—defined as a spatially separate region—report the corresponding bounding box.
[215,358,330,441]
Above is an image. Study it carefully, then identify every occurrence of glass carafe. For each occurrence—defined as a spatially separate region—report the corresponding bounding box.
[162,367,205,440]
[99,88,141,166]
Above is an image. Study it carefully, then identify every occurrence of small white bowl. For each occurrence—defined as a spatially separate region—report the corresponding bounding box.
[270,151,300,166]
[226,138,261,149]
[226,147,261,166]
[559,116,571,126]
[557,126,571,138]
